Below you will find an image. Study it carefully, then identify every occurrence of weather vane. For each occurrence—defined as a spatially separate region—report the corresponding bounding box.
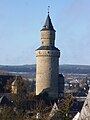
[48,6,50,14]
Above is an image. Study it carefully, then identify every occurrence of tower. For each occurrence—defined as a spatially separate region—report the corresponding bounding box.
[36,12,60,99]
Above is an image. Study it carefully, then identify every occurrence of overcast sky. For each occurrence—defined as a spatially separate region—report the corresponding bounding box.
[0,0,90,65]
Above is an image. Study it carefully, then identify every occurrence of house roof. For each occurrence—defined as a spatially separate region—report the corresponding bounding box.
[12,76,17,86]
[0,96,12,106]
[73,112,80,120]
[74,89,90,120]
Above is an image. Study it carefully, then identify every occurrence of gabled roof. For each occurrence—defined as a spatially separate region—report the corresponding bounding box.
[73,112,80,120]
[49,103,59,118]
[0,96,12,106]
[12,79,17,86]
[0,96,4,103]
[12,76,18,86]
[41,14,55,31]
[76,89,90,120]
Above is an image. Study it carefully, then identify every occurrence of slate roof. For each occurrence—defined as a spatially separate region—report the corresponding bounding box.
[0,96,12,106]
[36,46,59,51]
[41,14,55,31]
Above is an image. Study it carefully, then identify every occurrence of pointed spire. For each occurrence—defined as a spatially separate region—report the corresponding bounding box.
[41,8,55,31]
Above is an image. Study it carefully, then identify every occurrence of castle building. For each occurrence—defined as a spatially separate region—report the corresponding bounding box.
[36,13,60,98]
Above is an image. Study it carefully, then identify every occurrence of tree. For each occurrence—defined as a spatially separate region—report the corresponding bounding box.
[11,76,30,110]
[1,106,16,120]
[50,94,75,120]
[1,106,24,120]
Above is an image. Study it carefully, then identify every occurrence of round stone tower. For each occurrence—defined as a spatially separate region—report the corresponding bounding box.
[36,13,60,99]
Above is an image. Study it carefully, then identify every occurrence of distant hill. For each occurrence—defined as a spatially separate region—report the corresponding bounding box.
[0,64,90,74]
[0,65,36,72]
[59,65,90,74]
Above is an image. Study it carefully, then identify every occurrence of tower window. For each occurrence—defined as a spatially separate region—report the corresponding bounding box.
[39,51,41,54]
[42,41,44,44]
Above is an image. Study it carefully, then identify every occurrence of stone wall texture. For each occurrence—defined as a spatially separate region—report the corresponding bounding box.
[36,15,60,98]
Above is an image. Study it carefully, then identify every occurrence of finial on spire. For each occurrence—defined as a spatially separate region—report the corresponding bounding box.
[48,6,50,14]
